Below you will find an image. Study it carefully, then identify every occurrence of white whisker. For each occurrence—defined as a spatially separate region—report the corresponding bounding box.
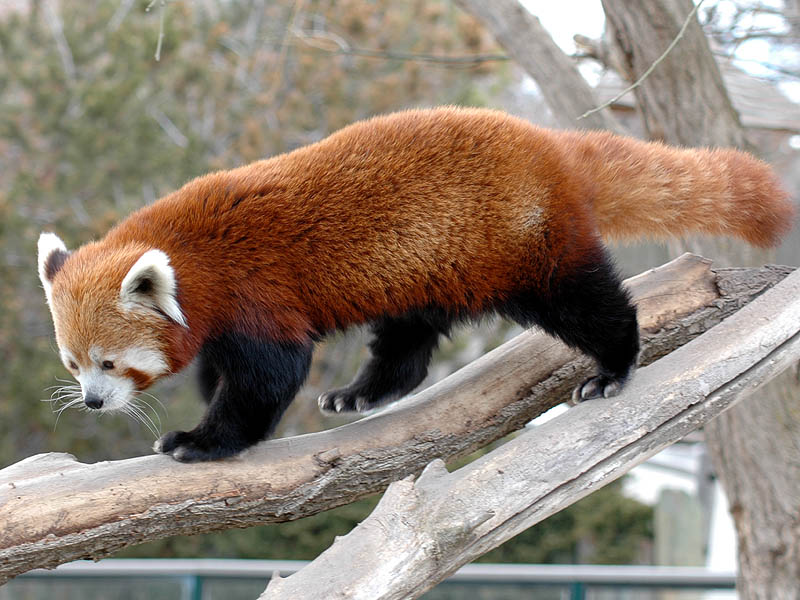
[128,398,162,438]
[122,402,160,439]
[52,397,84,430]
[44,384,80,392]
[43,378,83,424]
[42,383,83,407]
[134,390,167,415]
[133,398,162,431]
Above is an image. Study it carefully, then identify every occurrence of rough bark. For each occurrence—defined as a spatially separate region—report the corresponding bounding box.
[601,0,747,148]
[707,381,800,599]
[262,267,800,600]
[453,0,622,132]
[600,2,800,598]
[0,255,792,583]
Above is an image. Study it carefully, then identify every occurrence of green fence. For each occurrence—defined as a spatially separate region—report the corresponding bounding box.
[2,560,737,600]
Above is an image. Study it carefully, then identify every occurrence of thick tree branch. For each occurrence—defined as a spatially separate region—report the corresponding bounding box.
[0,255,793,583]
[601,0,747,148]
[262,266,800,600]
[580,0,707,120]
[453,0,622,132]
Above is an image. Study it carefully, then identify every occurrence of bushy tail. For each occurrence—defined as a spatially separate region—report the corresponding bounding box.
[564,131,795,248]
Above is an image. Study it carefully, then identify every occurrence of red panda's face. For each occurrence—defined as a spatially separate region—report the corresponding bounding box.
[38,233,187,414]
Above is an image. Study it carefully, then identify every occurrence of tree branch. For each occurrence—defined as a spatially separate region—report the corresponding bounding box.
[453,0,622,131]
[262,265,800,600]
[290,28,510,67]
[580,0,707,120]
[43,0,76,82]
[601,0,747,148]
[0,255,793,583]
[145,0,168,62]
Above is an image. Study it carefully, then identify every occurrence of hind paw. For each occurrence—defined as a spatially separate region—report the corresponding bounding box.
[318,387,373,414]
[570,374,626,404]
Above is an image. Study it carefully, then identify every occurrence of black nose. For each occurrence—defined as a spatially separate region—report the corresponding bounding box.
[84,394,104,410]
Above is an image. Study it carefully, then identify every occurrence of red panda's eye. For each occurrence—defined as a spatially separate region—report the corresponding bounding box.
[69,361,78,371]
[101,360,115,370]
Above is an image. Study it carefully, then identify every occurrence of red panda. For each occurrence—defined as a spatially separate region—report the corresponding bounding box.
[37,107,794,462]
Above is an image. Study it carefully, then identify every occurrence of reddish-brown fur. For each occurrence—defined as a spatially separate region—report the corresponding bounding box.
[49,242,173,377]
[55,107,794,374]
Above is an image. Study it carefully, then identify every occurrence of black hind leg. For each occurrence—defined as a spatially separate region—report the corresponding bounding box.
[500,253,639,402]
[318,311,450,413]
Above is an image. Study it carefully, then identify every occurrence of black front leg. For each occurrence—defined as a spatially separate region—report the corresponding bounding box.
[155,332,312,462]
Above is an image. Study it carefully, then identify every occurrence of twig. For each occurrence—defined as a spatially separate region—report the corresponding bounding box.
[107,0,136,33]
[147,106,189,148]
[580,0,707,120]
[707,29,799,42]
[327,46,509,66]
[146,0,167,62]
[291,28,510,67]
[263,0,306,102]
[43,0,76,82]
[711,52,800,80]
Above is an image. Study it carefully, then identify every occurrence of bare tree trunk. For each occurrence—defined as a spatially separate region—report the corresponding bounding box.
[708,382,800,598]
[601,0,746,148]
[453,0,622,132]
[601,0,800,597]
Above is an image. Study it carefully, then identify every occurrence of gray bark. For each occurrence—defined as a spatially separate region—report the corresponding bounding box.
[261,266,800,600]
[601,0,747,148]
[0,255,791,583]
[453,0,622,132]
[600,1,800,597]
[708,381,800,598]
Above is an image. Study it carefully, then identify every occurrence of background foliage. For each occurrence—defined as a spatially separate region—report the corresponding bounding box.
[0,0,652,562]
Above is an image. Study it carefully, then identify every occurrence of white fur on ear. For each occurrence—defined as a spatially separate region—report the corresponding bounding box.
[37,232,69,305]
[120,249,187,327]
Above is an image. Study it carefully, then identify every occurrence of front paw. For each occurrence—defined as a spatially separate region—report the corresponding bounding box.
[318,387,372,414]
[154,430,236,462]
[153,430,190,454]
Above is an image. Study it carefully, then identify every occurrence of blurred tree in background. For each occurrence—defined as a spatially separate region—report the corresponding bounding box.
[0,0,652,562]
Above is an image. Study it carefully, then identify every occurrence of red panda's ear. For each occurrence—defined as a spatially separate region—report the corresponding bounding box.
[120,249,188,328]
[38,232,70,306]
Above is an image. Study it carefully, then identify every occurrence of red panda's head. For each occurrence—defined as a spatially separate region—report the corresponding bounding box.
[37,232,187,414]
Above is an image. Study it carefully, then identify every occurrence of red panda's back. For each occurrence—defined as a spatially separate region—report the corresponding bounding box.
[107,108,594,338]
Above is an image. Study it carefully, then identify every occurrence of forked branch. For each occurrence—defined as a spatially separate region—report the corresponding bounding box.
[262,263,800,600]
[0,254,794,584]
